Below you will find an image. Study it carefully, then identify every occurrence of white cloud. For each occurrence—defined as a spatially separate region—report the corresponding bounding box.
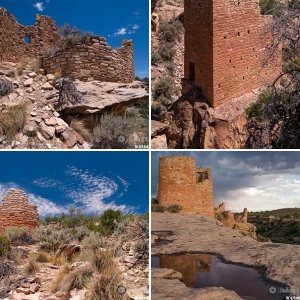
[33,178,61,188]
[66,166,134,214]
[33,2,45,12]
[114,28,127,36]
[132,24,140,30]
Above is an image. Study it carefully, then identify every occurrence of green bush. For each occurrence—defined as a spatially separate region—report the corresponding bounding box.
[246,89,274,118]
[0,79,13,97]
[152,51,162,65]
[259,0,284,15]
[82,232,104,251]
[151,204,165,213]
[166,204,182,213]
[4,226,34,245]
[151,102,167,121]
[159,19,184,43]
[34,224,74,252]
[153,76,175,100]
[158,42,175,62]
[0,235,11,256]
[100,210,122,234]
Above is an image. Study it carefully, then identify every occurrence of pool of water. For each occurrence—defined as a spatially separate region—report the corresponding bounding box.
[152,254,287,300]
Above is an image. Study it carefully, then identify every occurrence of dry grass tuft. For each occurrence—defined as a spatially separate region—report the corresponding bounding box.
[53,266,93,293]
[87,272,128,300]
[70,119,92,142]
[51,263,71,292]
[35,250,51,263]
[25,256,40,275]
[0,104,27,142]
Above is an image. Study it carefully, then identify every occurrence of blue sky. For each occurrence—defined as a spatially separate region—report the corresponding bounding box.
[0,0,149,78]
[152,151,300,212]
[0,151,149,218]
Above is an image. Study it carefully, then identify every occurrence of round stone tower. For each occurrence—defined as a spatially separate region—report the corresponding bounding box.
[157,156,214,217]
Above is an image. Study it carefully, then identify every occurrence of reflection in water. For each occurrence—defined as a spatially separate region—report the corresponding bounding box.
[152,254,284,300]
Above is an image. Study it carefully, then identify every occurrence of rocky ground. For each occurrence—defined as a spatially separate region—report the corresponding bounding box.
[152,212,300,299]
[0,61,148,149]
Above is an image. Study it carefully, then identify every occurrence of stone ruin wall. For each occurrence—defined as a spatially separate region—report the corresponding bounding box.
[0,189,39,233]
[184,0,282,107]
[0,8,61,62]
[157,156,214,217]
[42,39,135,83]
[0,9,135,83]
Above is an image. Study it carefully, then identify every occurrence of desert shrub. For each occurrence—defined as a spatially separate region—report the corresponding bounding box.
[0,104,27,142]
[25,257,40,274]
[54,266,93,292]
[166,204,182,213]
[166,61,175,75]
[4,226,34,245]
[0,79,13,97]
[100,210,122,234]
[158,42,175,62]
[246,89,274,118]
[259,0,284,15]
[153,76,175,100]
[159,19,184,43]
[60,24,92,47]
[152,51,162,65]
[151,204,165,213]
[82,232,104,251]
[16,58,29,75]
[93,113,146,149]
[34,224,74,252]
[73,226,90,242]
[151,102,167,121]
[70,119,92,142]
[28,58,42,73]
[89,250,115,273]
[35,250,51,263]
[0,236,11,257]
[87,273,128,300]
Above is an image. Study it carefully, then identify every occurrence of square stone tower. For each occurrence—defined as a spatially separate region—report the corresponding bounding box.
[183,0,282,107]
[157,156,214,217]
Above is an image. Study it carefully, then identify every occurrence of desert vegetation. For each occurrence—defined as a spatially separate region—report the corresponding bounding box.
[0,209,149,299]
[245,0,300,148]
[247,209,300,244]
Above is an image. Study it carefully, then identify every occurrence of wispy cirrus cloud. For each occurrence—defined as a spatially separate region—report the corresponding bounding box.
[112,23,140,37]
[29,166,134,216]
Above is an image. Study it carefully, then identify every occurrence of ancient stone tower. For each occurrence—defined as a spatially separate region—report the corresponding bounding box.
[157,156,214,217]
[183,0,282,107]
[0,189,39,233]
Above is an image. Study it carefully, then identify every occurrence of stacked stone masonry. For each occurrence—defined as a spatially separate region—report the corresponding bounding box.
[42,39,135,83]
[183,0,282,107]
[0,189,39,233]
[0,8,61,62]
[157,156,215,217]
[0,9,135,83]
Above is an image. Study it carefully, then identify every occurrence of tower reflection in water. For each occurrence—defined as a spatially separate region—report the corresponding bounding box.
[159,254,212,287]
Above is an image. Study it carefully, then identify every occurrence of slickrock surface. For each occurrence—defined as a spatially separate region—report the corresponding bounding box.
[0,189,39,233]
[61,80,149,114]
[152,213,300,296]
